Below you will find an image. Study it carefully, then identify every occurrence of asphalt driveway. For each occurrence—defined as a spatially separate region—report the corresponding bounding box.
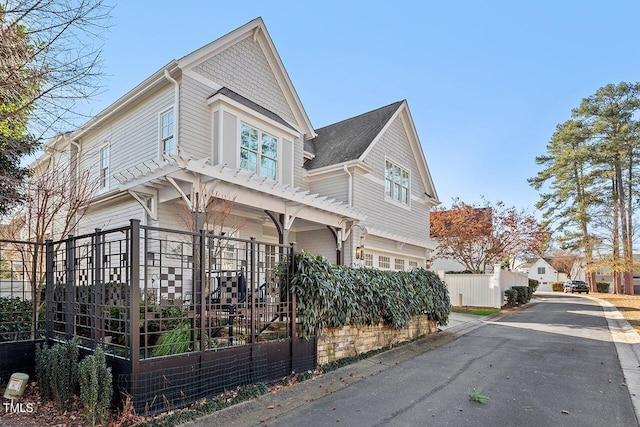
[186,293,640,426]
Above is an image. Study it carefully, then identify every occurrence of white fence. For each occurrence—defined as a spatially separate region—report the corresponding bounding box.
[439,265,529,308]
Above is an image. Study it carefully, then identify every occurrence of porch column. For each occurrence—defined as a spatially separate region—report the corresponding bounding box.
[265,211,291,245]
[327,226,342,265]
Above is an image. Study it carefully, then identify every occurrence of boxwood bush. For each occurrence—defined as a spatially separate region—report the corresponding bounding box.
[551,281,564,292]
[596,282,610,293]
[289,251,450,338]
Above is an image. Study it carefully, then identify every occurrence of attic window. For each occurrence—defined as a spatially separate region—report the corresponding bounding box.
[240,123,277,179]
[385,160,410,205]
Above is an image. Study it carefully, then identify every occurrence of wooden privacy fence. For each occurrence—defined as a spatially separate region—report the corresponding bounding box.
[439,265,529,308]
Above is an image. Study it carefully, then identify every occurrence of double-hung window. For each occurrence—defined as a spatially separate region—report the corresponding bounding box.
[100,145,110,189]
[240,123,277,179]
[161,110,175,156]
[385,160,410,205]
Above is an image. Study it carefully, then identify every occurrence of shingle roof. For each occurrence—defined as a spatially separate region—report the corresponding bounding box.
[303,101,403,170]
[212,87,297,132]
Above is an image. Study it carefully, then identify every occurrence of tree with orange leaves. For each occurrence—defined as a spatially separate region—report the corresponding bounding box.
[431,199,547,273]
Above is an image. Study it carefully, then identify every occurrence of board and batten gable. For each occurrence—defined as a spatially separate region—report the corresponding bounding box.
[76,83,176,193]
[356,114,431,243]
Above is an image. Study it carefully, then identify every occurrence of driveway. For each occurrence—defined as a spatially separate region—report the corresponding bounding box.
[187,293,640,426]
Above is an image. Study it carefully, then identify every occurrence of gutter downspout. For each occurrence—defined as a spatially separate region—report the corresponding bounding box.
[164,69,180,152]
[343,164,353,207]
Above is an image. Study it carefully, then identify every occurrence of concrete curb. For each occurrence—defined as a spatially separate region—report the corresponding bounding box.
[588,296,640,425]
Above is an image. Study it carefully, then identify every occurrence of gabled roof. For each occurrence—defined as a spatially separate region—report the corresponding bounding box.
[303,102,403,170]
[211,87,297,132]
[178,17,315,138]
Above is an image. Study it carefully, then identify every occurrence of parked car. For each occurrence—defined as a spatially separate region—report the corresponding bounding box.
[563,280,589,294]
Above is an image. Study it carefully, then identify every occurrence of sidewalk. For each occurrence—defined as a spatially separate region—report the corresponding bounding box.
[182,311,496,427]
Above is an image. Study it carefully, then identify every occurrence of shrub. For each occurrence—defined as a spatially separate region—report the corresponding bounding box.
[79,346,113,427]
[0,297,33,341]
[551,281,564,292]
[528,279,539,293]
[153,324,192,357]
[511,286,531,305]
[596,282,610,293]
[35,338,79,411]
[287,251,450,338]
[504,289,517,306]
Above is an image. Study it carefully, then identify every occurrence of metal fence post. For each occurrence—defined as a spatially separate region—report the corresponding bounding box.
[130,220,141,371]
[65,235,75,339]
[94,229,103,344]
[250,237,256,343]
[289,243,296,340]
[45,240,54,340]
[199,229,206,353]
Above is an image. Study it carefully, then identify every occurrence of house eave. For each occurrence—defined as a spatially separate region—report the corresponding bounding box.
[303,160,373,182]
[73,61,180,141]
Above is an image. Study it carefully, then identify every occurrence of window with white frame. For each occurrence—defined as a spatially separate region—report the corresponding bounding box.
[100,145,110,189]
[161,110,175,156]
[537,267,546,275]
[379,256,390,269]
[385,160,410,205]
[364,253,373,267]
[408,261,418,270]
[240,123,277,179]
[395,259,405,271]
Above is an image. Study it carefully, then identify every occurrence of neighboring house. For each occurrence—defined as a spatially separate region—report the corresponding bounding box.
[32,17,440,270]
[517,257,564,291]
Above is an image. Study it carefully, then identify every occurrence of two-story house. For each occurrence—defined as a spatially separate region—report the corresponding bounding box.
[38,17,440,270]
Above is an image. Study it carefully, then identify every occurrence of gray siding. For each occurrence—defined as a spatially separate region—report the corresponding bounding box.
[80,197,143,233]
[78,85,175,190]
[193,36,297,128]
[308,174,348,205]
[294,137,309,191]
[282,138,293,186]
[296,229,337,264]
[356,116,430,242]
[222,112,237,168]
[180,75,212,160]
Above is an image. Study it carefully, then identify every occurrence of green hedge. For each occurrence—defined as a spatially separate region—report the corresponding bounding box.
[289,251,450,338]
[596,282,610,293]
[551,281,564,292]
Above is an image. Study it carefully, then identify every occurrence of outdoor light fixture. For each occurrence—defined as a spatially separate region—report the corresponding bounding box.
[355,246,364,260]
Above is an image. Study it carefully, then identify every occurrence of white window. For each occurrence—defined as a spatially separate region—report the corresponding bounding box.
[409,261,418,270]
[537,267,546,275]
[240,124,277,179]
[395,259,405,271]
[161,110,175,156]
[364,253,373,267]
[379,256,390,269]
[100,145,110,189]
[385,160,410,205]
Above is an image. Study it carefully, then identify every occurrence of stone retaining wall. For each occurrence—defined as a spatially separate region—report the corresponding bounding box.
[317,315,438,366]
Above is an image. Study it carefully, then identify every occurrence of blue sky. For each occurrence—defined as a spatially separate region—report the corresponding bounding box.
[83,0,640,211]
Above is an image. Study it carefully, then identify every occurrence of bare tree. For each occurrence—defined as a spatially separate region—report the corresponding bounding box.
[2,141,99,337]
[1,0,111,138]
[1,0,110,214]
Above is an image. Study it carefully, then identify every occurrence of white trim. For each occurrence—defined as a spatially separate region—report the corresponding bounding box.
[98,143,110,193]
[207,92,300,138]
[238,121,280,181]
[384,157,411,209]
[158,106,175,160]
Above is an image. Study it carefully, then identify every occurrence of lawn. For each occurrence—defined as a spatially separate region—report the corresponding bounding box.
[589,292,640,334]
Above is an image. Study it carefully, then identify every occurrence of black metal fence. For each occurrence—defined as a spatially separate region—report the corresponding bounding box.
[0,220,316,415]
